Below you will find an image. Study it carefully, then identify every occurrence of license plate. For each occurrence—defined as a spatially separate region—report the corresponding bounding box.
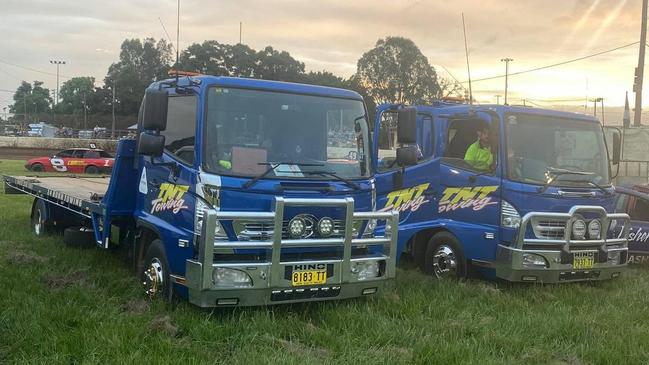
[573,252,595,270]
[291,270,327,286]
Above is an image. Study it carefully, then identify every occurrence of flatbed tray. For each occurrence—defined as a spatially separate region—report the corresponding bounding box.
[3,175,110,216]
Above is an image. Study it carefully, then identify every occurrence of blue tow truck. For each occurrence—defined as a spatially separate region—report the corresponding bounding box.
[372,102,631,282]
[3,76,402,307]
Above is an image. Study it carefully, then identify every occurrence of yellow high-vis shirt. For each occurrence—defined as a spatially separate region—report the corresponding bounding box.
[464,140,493,170]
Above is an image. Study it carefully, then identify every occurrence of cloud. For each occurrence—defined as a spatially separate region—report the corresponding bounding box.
[0,0,645,112]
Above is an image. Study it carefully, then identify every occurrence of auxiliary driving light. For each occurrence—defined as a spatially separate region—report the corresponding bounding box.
[572,219,587,240]
[288,217,306,238]
[213,268,253,288]
[588,219,601,240]
[522,253,547,268]
[317,217,334,237]
[607,251,621,265]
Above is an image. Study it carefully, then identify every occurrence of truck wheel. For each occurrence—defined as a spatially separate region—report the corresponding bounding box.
[424,232,467,279]
[142,239,171,300]
[31,199,51,236]
[63,227,95,248]
[85,165,99,174]
[30,163,44,172]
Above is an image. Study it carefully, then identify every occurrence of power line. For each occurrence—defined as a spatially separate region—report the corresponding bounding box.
[462,41,640,83]
[0,58,71,79]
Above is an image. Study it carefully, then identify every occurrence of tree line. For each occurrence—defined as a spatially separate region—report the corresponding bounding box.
[7,36,463,130]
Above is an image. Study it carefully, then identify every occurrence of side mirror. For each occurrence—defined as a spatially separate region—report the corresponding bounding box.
[612,131,621,165]
[141,89,169,131]
[138,132,165,157]
[397,107,417,144]
[396,145,418,167]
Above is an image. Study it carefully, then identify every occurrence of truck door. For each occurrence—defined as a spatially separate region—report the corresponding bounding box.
[436,114,502,261]
[137,94,198,274]
[374,110,438,226]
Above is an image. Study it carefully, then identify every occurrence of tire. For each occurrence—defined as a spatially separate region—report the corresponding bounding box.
[31,199,51,237]
[424,232,467,279]
[85,165,99,174]
[141,239,171,300]
[63,227,95,248]
[30,163,44,172]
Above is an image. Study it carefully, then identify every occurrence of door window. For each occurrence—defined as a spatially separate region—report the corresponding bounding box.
[162,95,197,165]
[377,113,433,172]
[442,118,498,173]
[630,197,649,222]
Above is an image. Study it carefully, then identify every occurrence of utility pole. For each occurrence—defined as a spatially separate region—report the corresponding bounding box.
[601,98,605,124]
[239,21,242,44]
[592,98,603,118]
[49,60,66,106]
[111,81,116,139]
[634,0,648,126]
[83,92,87,130]
[501,58,513,105]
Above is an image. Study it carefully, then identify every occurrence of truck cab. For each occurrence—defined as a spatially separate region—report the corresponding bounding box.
[373,103,630,283]
[135,76,399,306]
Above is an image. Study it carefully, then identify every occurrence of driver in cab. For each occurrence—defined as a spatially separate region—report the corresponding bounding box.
[464,121,493,171]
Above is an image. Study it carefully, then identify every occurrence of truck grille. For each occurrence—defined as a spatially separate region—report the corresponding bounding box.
[532,219,566,240]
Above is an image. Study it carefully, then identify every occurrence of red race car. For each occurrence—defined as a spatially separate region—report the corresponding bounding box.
[25,148,114,174]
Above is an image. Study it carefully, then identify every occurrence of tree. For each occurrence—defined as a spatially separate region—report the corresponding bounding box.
[355,37,440,105]
[253,46,305,82]
[102,38,173,116]
[56,77,96,115]
[9,81,52,119]
[300,71,348,88]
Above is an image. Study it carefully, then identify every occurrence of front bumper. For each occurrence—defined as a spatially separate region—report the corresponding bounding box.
[494,205,630,283]
[185,197,399,307]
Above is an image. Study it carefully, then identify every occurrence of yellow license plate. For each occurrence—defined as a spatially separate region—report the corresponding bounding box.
[291,270,327,286]
[573,252,595,270]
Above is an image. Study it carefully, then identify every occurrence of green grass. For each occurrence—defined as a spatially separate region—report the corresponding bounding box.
[1,159,649,364]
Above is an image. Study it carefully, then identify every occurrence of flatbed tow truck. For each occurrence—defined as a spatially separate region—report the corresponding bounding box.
[4,75,405,307]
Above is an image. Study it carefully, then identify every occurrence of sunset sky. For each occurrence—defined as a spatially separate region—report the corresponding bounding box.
[0,0,646,119]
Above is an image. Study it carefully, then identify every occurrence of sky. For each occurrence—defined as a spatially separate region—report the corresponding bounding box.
[0,0,646,121]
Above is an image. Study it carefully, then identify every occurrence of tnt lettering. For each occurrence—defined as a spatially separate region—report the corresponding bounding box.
[381,183,430,213]
[150,183,189,214]
[439,186,499,213]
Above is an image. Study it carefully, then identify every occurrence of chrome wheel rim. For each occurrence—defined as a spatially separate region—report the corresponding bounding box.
[143,258,164,298]
[432,245,457,279]
[33,209,42,235]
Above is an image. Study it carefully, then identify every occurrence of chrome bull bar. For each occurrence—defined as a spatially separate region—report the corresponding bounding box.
[189,197,399,303]
[513,205,630,251]
[495,205,631,282]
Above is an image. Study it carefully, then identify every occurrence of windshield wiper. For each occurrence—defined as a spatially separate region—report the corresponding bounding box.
[537,168,594,194]
[555,178,612,196]
[302,170,362,190]
[242,162,324,189]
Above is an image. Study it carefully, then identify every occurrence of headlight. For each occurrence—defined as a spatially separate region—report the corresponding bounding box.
[288,217,306,238]
[317,217,334,237]
[351,260,381,280]
[572,219,587,240]
[588,219,601,240]
[501,200,521,229]
[213,268,253,288]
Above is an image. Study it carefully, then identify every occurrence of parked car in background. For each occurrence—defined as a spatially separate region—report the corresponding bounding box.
[615,185,649,263]
[25,148,114,174]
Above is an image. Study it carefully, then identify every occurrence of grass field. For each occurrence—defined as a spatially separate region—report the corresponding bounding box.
[1,159,649,364]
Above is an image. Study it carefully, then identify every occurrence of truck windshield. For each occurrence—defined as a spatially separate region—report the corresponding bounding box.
[204,87,370,180]
[506,113,610,186]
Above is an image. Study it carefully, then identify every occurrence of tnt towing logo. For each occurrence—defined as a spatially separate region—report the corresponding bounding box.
[381,183,430,213]
[438,186,499,213]
[151,183,189,214]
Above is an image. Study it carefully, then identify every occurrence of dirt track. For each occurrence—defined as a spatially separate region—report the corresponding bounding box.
[0,148,60,160]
